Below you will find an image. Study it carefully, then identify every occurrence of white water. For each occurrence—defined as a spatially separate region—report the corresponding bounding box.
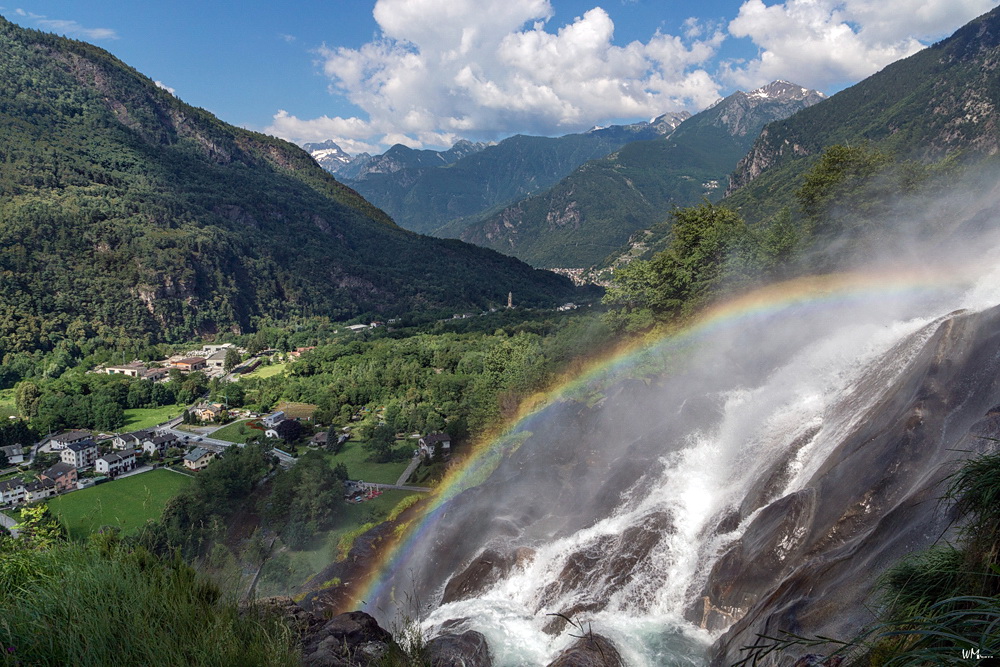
[413,256,1000,666]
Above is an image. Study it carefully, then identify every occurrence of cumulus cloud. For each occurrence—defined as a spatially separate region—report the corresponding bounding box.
[267,0,724,149]
[723,0,998,89]
[268,0,999,151]
[154,81,176,95]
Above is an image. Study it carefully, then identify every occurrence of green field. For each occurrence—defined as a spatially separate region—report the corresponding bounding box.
[46,469,193,539]
[210,419,261,444]
[326,439,413,484]
[122,403,186,431]
[0,388,16,420]
[241,362,288,379]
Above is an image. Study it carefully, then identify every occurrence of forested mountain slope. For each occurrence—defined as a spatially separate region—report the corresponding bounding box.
[460,82,823,268]
[725,5,1000,222]
[339,113,689,236]
[0,16,575,358]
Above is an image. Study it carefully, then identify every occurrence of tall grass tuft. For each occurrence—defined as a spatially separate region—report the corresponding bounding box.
[0,540,299,666]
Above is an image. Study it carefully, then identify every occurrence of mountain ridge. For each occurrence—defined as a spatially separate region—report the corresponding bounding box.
[458,81,825,268]
[0,15,576,355]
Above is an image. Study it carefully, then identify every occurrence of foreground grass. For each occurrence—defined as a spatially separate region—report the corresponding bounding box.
[47,469,192,539]
[0,540,298,666]
[122,403,186,430]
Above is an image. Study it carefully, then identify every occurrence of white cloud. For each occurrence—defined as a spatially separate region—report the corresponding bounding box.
[268,110,380,154]
[268,0,999,151]
[267,0,723,149]
[724,0,998,90]
[154,81,176,95]
[14,9,118,40]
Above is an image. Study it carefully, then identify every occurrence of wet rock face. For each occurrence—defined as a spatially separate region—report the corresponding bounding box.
[441,547,535,604]
[709,305,1000,665]
[689,489,817,632]
[545,634,624,667]
[424,630,493,667]
[537,511,673,617]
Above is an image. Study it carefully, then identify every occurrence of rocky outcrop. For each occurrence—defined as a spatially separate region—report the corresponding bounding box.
[708,305,1000,665]
[246,598,396,667]
[545,634,624,667]
[441,547,535,604]
[424,630,493,667]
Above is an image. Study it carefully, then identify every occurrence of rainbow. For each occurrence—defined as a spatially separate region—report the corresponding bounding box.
[346,267,973,615]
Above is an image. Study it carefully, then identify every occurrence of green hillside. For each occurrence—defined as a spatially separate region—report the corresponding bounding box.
[460,82,824,268]
[725,5,1000,224]
[0,16,575,358]
[343,123,678,236]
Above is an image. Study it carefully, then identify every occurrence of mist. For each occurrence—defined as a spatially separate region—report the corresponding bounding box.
[368,163,1000,665]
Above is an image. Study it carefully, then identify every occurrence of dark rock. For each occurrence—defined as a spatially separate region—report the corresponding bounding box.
[688,488,817,632]
[424,630,493,667]
[546,634,624,667]
[301,611,395,667]
[441,547,534,604]
[537,511,672,616]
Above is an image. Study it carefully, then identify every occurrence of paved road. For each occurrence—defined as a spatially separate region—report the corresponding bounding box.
[395,455,422,486]
[370,482,432,493]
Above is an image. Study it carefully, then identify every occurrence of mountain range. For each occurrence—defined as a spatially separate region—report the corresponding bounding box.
[458,81,825,268]
[0,16,576,356]
[310,112,690,237]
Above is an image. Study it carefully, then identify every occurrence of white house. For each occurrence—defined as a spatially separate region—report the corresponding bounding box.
[418,433,451,459]
[24,478,56,502]
[0,444,24,465]
[94,449,137,477]
[142,433,177,457]
[49,429,91,450]
[183,447,215,471]
[60,440,99,469]
[112,429,153,450]
[261,411,285,428]
[0,479,26,506]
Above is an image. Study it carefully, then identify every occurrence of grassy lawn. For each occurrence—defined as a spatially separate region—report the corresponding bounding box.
[210,419,262,444]
[122,403,186,431]
[0,388,16,420]
[46,469,193,539]
[241,362,288,379]
[326,439,413,484]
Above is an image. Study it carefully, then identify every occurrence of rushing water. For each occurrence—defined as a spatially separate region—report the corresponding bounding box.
[372,249,1000,665]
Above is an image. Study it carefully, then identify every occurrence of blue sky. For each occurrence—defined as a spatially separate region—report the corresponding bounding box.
[3,1,998,152]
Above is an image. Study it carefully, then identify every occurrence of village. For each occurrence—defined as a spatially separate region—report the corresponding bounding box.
[0,339,454,525]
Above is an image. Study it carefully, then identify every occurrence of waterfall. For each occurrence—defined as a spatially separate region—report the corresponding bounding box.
[376,239,1000,665]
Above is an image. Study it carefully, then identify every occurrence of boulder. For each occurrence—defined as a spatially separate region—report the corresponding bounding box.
[424,630,493,667]
[546,634,624,667]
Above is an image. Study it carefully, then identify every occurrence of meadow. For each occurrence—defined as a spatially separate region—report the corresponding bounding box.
[46,469,193,539]
[122,403,186,431]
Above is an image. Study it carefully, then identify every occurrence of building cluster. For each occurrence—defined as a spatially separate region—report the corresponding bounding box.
[0,424,219,509]
[100,343,240,381]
